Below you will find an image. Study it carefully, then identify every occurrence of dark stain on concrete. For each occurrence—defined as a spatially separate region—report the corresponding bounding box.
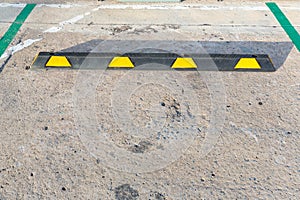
[129,141,152,153]
[115,184,139,200]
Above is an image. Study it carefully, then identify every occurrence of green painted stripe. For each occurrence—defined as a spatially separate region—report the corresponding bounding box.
[266,2,300,51]
[0,4,36,57]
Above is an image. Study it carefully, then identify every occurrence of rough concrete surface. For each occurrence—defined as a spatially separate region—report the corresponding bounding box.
[0,0,299,199]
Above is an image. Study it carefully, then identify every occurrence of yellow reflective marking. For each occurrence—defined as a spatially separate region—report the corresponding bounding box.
[234,58,261,69]
[30,53,39,69]
[171,57,197,69]
[108,57,134,68]
[31,54,38,65]
[46,56,71,67]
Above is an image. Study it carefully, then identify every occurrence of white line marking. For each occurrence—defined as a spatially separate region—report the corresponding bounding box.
[93,4,300,11]
[36,4,81,8]
[0,38,42,60]
[0,3,26,8]
[63,15,85,24]
[43,26,62,33]
[44,12,88,33]
[0,3,80,8]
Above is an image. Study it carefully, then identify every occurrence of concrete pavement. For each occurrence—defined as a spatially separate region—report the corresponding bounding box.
[0,1,299,199]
